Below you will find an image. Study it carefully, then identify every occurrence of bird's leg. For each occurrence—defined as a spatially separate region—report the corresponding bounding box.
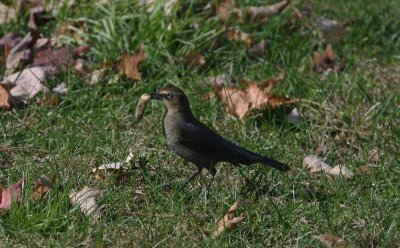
[186,167,203,183]
[233,163,253,185]
[206,167,217,190]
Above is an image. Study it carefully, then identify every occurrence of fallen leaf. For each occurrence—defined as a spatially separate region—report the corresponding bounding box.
[0,178,24,212]
[0,83,11,110]
[3,66,53,103]
[69,186,101,218]
[226,28,253,47]
[212,201,245,238]
[73,58,89,74]
[0,32,22,49]
[216,0,242,21]
[6,31,38,71]
[312,44,345,72]
[214,69,295,119]
[50,83,65,95]
[116,44,145,81]
[31,45,90,71]
[32,176,52,200]
[247,0,290,23]
[357,165,371,175]
[303,155,354,179]
[93,152,133,181]
[313,234,354,248]
[88,69,105,85]
[368,148,380,163]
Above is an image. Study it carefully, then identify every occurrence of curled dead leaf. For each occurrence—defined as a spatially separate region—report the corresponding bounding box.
[0,83,11,110]
[303,155,354,179]
[93,152,133,182]
[3,66,55,105]
[116,44,145,81]
[312,44,345,72]
[69,186,102,218]
[0,178,24,212]
[212,201,245,238]
[313,234,354,248]
[216,0,242,21]
[247,0,290,23]
[226,28,253,47]
[32,176,52,200]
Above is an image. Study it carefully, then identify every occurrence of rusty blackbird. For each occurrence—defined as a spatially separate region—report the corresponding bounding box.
[149,85,289,182]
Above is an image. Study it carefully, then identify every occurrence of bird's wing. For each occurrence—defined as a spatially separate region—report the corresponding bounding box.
[179,122,241,162]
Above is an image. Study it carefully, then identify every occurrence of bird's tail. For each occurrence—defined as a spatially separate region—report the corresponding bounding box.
[236,149,290,172]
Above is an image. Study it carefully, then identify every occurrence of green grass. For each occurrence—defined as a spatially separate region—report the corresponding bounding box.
[1,0,400,246]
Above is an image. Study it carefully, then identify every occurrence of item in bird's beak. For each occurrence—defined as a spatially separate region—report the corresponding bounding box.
[135,93,151,121]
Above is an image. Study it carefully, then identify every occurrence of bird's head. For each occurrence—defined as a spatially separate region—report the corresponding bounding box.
[150,85,192,113]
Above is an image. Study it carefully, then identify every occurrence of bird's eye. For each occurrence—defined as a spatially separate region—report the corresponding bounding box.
[166,93,173,99]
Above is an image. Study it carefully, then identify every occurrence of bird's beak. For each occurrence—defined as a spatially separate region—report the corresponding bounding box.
[150,92,163,100]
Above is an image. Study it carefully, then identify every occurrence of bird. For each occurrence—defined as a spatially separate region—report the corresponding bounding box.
[149,85,289,184]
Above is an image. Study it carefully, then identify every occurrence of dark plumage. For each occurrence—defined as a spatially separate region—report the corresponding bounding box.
[150,85,289,182]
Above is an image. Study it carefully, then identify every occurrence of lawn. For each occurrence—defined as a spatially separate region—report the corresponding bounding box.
[1,0,399,247]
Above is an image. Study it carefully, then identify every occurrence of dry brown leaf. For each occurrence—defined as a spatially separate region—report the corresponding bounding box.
[5,31,37,71]
[247,0,290,23]
[116,44,145,81]
[216,0,242,21]
[32,176,52,200]
[69,186,102,218]
[226,28,253,47]
[3,66,52,104]
[93,152,133,181]
[214,69,295,119]
[213,201,245,238]
[313,234,354,248]
[0,83,11,110]
[312,44,345,72]
[303,155,354,179]
[0,178,24,212]
[357,165,372,175]
[31,45,90,70]
[93,162,129,182]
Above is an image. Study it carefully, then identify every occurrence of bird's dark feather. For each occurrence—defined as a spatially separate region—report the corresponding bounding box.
[179,122,290,171]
